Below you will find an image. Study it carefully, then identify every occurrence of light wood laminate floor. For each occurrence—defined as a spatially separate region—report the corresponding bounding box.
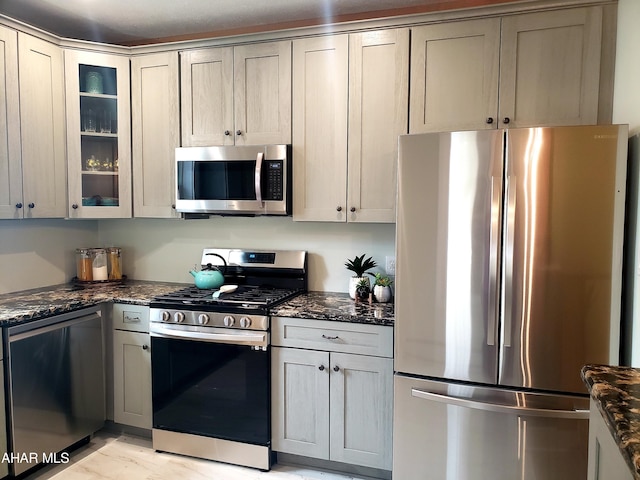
[23,431,378,480]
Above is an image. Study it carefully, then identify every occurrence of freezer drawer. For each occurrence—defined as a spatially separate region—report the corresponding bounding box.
[393,374,589,480]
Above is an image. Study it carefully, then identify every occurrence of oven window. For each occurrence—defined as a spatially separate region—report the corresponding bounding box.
[151,337,270,446]
[177,160,257,200]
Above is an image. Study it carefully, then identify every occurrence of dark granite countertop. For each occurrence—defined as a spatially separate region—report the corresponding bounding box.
[0,285,394,328]
[582,364,640,479]
[272,291,394,327]
[0,280,186,327]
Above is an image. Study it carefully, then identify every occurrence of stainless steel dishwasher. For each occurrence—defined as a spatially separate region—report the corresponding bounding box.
[5,306,105,476]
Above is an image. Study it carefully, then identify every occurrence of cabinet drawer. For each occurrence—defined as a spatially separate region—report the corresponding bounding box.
[112,303,149,332]
[272,317,393,358]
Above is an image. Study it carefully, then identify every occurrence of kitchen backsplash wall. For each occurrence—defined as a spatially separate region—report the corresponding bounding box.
[97,217,396,292]
[0,218,395,295]
[0,219,99,294]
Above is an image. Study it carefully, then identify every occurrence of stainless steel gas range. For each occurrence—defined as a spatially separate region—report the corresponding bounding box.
[149,248,307,470]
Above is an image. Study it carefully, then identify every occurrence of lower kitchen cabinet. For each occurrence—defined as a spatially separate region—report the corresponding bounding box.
[271,317,393,471]
[112,304,152,429]
[587,398,633,479]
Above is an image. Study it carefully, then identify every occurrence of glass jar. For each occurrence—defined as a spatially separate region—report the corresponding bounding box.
[76,248,93,281]
[91,248,108,281]
[107,247,122,280]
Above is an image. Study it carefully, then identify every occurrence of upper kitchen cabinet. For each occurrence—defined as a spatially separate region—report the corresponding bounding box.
[16,33,67,218]
[410,6,605,132]
[0,26,21,219]
[131,52,180,218]
[409,18,500,132]
[498,7,602,128]
[292,35,348,222]
[293,29,408,222]
[348,29,408,223]
[65,49,132,218]
[180,40,291,146]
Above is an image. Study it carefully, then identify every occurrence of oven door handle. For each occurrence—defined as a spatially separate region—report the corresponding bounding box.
[150,325,268,347]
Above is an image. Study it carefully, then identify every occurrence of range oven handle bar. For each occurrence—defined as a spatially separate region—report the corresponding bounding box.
[411,388,589,419]
[150,325,268,348]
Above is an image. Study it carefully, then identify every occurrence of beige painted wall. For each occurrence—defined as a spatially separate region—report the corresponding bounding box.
[98,217,395,293]
[0,219,98,294]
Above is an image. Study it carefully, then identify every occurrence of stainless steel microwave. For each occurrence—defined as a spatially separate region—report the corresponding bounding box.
[175,144,291,216]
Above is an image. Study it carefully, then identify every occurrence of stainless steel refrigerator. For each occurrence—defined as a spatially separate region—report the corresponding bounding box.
[393,125,628,479]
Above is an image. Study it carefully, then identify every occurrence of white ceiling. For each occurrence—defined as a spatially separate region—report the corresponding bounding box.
[0,0,519,46]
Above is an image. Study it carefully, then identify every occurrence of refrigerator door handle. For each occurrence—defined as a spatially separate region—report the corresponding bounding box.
[487,176,501,346]
[503,175,517,348]
[411,388,589,420]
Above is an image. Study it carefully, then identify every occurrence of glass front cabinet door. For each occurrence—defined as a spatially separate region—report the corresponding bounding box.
[65,50,131,218]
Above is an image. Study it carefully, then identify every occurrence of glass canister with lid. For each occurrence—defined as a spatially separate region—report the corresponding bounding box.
[91,248,108,281]
[107,247,122,280]
[76,248,93,281]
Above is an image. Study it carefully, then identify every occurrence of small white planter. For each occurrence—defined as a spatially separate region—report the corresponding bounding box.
[373,285,392,303]
[348,276,370,299]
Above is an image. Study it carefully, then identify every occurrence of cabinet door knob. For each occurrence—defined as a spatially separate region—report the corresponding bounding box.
[336,206,342,212]
[142,344,149,350]
[28,203,35,208]
[72,204,79,209]
[318,365,325,371]
[224,130,231,136]
[171,204,176,209]
[503,117,511,124]
[486,117,494,124]
[15,203,22,209]
[236,130,242,136]
[333,365,340,372]
[350,207,356,213]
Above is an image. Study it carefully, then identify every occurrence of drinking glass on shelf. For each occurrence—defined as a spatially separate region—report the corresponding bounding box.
[100,109,111,133]
[83,108,96,132]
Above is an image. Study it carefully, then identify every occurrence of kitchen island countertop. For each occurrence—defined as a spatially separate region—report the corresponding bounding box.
[0,284,394,327]
[582,364,640,479]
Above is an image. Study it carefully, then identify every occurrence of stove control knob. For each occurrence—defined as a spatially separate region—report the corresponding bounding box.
[240,317,252,329]
[174,312,185,323]
[223,315,235,327]
[161,311,171,322]
[197,314,210,325]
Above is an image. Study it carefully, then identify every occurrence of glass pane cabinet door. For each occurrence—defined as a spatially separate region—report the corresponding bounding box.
[65,51,131,218]
[80,65,119,207]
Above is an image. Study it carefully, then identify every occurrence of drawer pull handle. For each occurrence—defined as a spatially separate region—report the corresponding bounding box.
[322,334,339,340]
[124,315,141,323]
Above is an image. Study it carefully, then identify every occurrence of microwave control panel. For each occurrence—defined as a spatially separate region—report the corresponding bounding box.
[264,160,284,200]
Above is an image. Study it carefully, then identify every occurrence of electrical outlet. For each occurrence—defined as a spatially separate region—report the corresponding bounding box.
[385,256,396,275]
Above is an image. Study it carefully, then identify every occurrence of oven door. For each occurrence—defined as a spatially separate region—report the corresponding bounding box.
[175,145,290,215]
[151,334,270,447]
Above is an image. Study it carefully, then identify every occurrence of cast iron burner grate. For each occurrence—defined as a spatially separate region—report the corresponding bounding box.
[153,285,300,306]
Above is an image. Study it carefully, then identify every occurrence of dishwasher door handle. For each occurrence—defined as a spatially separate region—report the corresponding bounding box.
[9,312,101,342]
[411,388,589,419]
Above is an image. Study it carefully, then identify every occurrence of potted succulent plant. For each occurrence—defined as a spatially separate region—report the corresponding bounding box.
[372,272,393,303]
[344,254,377,299]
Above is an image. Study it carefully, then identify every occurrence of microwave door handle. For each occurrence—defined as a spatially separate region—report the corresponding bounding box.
[255,152,264,205]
